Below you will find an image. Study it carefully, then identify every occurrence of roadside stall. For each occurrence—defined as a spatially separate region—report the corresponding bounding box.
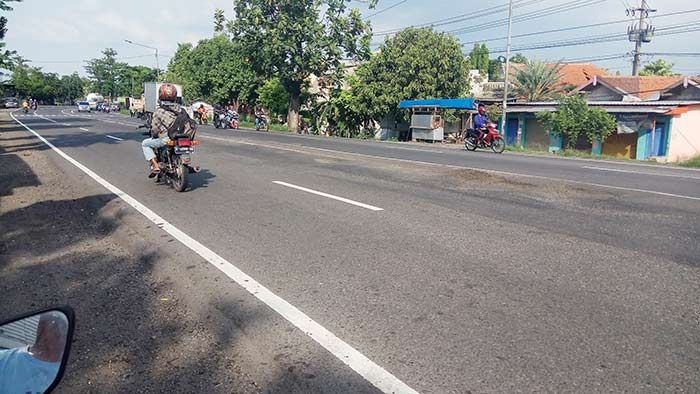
[398,98,477,142]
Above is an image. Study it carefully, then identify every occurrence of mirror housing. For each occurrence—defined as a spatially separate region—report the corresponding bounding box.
[0,306,75,394]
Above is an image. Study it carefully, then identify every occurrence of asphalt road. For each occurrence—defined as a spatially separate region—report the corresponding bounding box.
[6,106,700,393]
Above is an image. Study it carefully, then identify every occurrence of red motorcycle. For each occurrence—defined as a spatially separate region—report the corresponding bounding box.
[465,122,506,154]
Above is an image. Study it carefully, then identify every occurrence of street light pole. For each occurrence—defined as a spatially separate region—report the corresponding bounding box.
[124,39,160,80]
[500,0,514,136]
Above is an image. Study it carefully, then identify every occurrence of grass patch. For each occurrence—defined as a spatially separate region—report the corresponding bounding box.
[679,155,700,168]
[119,109,130,116]
[506,145,641,162]
[238,120,290,133]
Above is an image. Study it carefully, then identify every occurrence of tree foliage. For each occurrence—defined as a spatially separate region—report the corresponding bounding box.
[0,0,21,69]
[468,44,490,77]
[537,94,616,147]
[257,78,289,120]
[165,35,259,106]
[639,59,676,76]
[214,8,226,34]
[512,60,566,101]
[11,66,84,103]
[85,48,159,97]
[353,28,469,123]
[228,0,374,132]
[510,53,528,64]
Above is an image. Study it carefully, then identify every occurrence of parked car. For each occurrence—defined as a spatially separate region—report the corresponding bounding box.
[77,101,91,112]
[4,98,18,108]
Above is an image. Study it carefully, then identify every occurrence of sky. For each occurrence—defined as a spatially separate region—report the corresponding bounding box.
[4,0,700,77]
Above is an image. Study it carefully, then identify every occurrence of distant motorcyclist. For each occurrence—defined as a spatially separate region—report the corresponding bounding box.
[254,104,267,130]
[197,104,207,125]
[141,83,189,178]
[473,103,489,142]
[22,100,29,113]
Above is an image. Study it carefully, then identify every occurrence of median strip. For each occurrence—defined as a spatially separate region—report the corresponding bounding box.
[273,181,384,211]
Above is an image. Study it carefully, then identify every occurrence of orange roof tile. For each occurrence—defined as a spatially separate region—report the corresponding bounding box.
[510,62,608,87]
[596,76,682,100]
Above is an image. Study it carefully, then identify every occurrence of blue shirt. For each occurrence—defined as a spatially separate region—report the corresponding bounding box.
[0,346,60,394]
[474,114,489,129]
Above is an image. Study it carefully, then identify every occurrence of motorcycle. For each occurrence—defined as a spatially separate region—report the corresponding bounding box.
[465,122,506,154]
[0,306,76,393]
[153,133,200,193]
[214,109,239,130]
[255,114,269,132]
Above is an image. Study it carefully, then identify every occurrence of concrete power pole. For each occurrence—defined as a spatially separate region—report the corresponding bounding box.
[628,0,656,76]
[500,0,514,135]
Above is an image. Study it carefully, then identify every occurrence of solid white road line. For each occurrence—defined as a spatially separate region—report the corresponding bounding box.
[106,135,124,141]
[9,112,417,394]
[200,133,700,202]
[79,127,89,132]
[582,166,700,180]
[273,181,385,211]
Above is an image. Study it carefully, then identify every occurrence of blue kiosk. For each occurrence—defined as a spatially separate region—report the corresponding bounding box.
[399,98,478,142]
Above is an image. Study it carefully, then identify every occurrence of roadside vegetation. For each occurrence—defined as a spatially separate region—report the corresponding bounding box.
[679,155,700,168]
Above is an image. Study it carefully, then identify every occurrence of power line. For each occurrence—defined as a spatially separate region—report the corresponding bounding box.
[459,8,700,46]
[372,0,547,36]
[364,0,409,20]
[448,0,608,36]
[485,21,700,53]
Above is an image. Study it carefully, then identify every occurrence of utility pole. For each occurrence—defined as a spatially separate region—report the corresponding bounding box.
[500,0,514,135]
[628,0,656,76]
[124,39,160,80]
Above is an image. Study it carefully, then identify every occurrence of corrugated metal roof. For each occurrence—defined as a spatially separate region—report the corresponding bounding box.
[399,98,476,110]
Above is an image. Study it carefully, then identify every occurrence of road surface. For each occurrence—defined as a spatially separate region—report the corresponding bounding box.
[2,107,699,393]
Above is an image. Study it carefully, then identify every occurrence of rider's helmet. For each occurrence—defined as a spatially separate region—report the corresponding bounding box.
[478,103,486,115]
[158,83,178,103]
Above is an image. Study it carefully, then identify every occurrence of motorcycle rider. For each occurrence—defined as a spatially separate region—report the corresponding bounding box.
[197,104,207,125]
[22,99,29,113]
[473,103,489,143]
[254,104,266,130]
[141,83,182,178]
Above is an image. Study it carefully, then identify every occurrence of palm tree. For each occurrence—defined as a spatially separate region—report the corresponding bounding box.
[512,60,565,102]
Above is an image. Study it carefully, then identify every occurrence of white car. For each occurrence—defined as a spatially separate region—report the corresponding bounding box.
[77,101,91,112]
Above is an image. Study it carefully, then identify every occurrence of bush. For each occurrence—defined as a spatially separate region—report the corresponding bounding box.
[537,95,616,148]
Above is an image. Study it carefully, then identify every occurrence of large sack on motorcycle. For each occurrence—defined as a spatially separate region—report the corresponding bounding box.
[166,108,197,140]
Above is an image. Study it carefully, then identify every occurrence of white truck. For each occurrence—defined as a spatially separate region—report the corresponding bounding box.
[86,93,104,110]
[141,82,193,130]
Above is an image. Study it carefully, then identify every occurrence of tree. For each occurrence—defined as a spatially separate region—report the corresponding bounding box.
[353,28,469,124]
[214,9,225,34]
[0,0,21,69]
[85,48,120,97]
[510,53,528,64]
[229,0,374,133]
[257,78,289,120]
[165,35,259,106]
[537,94,616,148]
[512,60,566,101]
[639,59,675,76]
[468,44,490,77]
[59,73,84,104]
[488,59,502,81]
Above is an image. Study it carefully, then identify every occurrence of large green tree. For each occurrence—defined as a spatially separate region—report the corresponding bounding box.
[639,59,676,76]
[229,0,374,133]
[353,27,469,123]
[165,35,259,105]
[512,60,566,101]
[58,72,84,104]
[85,48,120,97]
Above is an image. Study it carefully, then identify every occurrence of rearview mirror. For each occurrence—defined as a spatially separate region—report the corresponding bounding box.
[0,306,75,394]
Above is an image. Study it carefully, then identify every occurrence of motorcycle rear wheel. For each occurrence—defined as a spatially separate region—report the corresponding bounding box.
[465,138,478,151]
[491,138,506,154]
[172,163,189,192]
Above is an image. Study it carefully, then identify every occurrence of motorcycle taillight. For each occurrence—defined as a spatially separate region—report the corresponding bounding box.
[177,138,191,147]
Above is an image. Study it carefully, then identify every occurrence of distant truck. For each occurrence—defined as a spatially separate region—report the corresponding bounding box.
[86,93,104,110]
[142,82,192,125]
